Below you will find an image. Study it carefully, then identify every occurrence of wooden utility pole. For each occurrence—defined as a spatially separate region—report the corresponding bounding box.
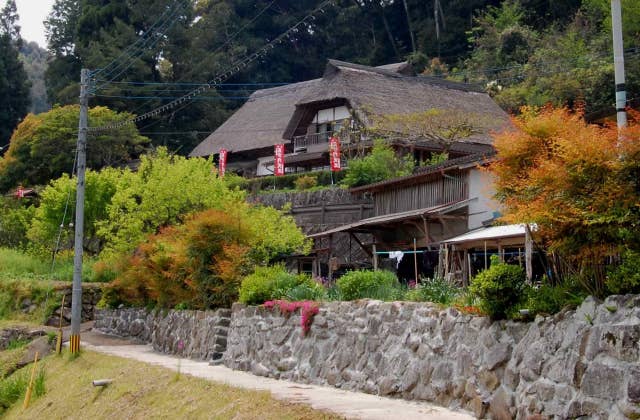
[70,68,89,354]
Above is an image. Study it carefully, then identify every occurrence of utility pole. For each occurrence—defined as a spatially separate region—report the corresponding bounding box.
[611,0,627,130]
[70,68,89,354]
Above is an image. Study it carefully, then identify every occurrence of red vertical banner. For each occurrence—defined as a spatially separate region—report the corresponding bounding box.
[218,148,228,177]
[329,137,341,171]
[274,144,285,176]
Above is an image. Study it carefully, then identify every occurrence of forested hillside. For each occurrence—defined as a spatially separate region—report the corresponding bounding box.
[19,41,50,114]
[7,0,640,154]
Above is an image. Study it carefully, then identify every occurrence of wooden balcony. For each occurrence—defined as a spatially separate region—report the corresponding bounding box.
[293,130,362,152]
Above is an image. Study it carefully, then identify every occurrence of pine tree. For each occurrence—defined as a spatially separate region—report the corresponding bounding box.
[0,0,30,150]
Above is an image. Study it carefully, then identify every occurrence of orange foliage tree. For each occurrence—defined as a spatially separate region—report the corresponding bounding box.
[105,205,310,309]
[491,107,640,294]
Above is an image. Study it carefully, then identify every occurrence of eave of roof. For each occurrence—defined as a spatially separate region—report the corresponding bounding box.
[308,199,472,238]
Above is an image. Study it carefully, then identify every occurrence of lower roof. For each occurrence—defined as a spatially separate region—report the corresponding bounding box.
[308,199,471,238]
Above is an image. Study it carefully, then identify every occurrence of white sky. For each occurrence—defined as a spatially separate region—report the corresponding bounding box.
[14,0,56,47]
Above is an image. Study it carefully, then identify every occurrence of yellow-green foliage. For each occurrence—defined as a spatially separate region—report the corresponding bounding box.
[238,265,323,305]
[97,148,245,257]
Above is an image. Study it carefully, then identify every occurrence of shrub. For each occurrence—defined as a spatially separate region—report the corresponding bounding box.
[238,265,321,305]
[469,255,526,319]
[341,140,414,188]
[108,209,253,309]
[0,198,35,250]
[294,175,318,190]
[336,270,400,301]
[405,277,460,305]
[524,279,587,317]
[606,250,640,294]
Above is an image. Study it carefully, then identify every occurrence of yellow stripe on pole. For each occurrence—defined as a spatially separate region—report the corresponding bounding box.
[70,334,80,353]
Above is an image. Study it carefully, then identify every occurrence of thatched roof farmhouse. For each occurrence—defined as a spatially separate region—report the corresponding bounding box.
[190,59,509,176]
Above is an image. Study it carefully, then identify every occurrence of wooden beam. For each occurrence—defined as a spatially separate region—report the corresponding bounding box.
[349,232,372,257]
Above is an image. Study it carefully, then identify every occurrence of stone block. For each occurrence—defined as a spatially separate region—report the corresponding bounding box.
[489,386,514,420]
[580,363,624,400]
[485,342,511,370]
[628,368,640,403]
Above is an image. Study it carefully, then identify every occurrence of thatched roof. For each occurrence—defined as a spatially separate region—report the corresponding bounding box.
[190,60,510,157]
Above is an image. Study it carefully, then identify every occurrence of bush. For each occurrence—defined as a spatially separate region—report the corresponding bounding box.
[0,198,35,250]
[341,140,414,188]
[469,255,526,319]
[238,265,322,305]
[336,270,400,301]
[108,209,253,309]
[405,277,460,305]
[524,280,587,316]
[606,250,640,294]
[243,170,347,193]
[294,175,318,190]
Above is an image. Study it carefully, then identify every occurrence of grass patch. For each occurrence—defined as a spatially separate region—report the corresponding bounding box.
[0,247,96,283]
[0,278,58,323]
[0,348,25,378]
[3,351,342,419]
[0,363,46,414]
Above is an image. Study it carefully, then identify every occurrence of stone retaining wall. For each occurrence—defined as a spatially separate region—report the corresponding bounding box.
[45,284,103,326]
[94,308,231,362]
[224,296,640,419]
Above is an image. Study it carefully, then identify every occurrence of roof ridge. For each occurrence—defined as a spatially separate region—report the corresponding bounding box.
[249,78,322,99]
[327,59,484,93]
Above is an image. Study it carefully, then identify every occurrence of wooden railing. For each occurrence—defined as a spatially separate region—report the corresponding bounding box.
[293,130,362,152]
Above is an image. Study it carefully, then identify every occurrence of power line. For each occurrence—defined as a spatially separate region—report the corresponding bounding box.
[94,81,291,86]
[89,0,336,133]
[95,94,252,100]
[210,0,276,56]
[91,0,191,91]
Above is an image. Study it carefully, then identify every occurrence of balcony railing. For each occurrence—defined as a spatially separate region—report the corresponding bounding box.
[293,130,362,152]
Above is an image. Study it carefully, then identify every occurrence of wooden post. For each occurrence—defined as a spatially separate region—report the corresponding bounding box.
[413,238,418,284]
[23,352,39,410]
[484,241,488,270]
[372,244,378,271]
[498,243,503,262]
[328,234,333,281]
[525,225,533,282]
[467,251,472,285]
[462,249,469,286]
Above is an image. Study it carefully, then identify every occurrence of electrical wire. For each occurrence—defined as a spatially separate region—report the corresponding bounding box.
[91,0,191,92]
[88,0,336,133]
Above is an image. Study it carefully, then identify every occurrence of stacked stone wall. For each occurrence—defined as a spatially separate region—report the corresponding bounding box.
[94,308,231,362]
[94,296,640,418]
[224,296,640,419]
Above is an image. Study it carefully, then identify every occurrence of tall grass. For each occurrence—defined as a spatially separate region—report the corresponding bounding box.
[0,366,45,414]
[0,248,95,282]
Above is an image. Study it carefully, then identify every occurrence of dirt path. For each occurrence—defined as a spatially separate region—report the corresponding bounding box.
[81,328,474,420]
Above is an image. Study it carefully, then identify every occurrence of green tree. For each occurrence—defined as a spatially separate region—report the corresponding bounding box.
[0,105,148,192]
[96,148,245,257]
[27,167,127,255]
[20,41,51,114]
[0,0,30,148]
[342,140,414,188]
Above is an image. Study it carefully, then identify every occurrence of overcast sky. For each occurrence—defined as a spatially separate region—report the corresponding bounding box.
[15,0,55,47]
